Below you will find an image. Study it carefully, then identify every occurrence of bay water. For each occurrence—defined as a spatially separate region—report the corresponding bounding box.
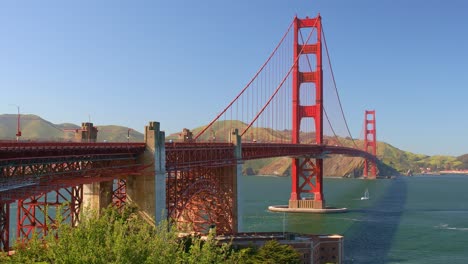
[240,175,468,263]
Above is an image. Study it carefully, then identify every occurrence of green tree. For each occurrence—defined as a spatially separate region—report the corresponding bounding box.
[4,206,246,264]
[245,240,301,264]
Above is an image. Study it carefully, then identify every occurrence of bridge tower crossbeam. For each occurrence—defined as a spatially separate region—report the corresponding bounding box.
[289,15,325,209]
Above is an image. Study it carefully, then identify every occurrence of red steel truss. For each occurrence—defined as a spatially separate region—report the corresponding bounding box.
[0,158,148,203]
[167,165,236,235]
[0,142,148,251]
[164,141,376,235]
[290,15,325,206]
[165,142,236,170]
[17,186,83,242]
[112,179,127,211]
[363,110,377,178]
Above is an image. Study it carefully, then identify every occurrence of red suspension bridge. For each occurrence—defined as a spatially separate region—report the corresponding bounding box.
[0,15,378,251]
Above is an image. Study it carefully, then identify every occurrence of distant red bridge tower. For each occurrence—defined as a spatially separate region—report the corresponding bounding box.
[363,110,377,178]
[289,15,325,209]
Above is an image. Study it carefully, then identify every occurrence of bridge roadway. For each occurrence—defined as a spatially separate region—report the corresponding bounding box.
[0,141,375,202]
[166,142,376,169]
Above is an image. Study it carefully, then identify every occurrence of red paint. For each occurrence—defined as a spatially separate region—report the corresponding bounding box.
[112,179,127,211]
[16,186,82,244]
[363,110,377,178]
[291,15,324,203]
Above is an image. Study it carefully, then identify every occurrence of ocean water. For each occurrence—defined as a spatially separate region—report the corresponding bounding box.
[240,175,468,263]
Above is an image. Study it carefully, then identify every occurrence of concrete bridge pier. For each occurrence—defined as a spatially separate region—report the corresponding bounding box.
[83,182,113,213]
[79,122,114,213]
[74,122,98,143]
[233,129,242,232]
[126,122,166,224]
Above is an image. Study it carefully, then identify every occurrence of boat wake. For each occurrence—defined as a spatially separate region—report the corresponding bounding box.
[436,223,468,231]
[330,216,377,223]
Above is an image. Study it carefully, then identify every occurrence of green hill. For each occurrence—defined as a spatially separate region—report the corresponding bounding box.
[96,125,144,142]
[0,114,76,140]
[0,114,143,142]
[2,115,465,176]
[169,120,468,176]
[457,154,468,170]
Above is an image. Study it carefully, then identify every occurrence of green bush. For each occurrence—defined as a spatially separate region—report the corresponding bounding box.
[4,206,244,263]
[244,240,301,264]
[4,206,302,264]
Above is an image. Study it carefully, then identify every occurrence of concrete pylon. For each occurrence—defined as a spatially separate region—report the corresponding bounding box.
[83,181,113,214]
[127,122,166,224]
[75,122,98,143]
[232,129,242,232]
[80,122,113,213]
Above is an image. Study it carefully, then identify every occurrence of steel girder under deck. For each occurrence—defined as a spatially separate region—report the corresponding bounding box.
[166,165,236,235]
[0,143,148,251]
[0,154,147,203]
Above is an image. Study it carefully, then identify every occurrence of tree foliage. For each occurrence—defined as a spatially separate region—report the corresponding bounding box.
[3,206,301,264]
[244,240,301,264]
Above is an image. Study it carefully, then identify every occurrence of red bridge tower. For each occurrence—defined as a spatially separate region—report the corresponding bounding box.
[363,110,377,178]
[289,15,325,209]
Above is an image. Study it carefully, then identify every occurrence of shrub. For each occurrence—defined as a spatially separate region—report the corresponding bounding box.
[245,240,301,264]
[5,206,245,263]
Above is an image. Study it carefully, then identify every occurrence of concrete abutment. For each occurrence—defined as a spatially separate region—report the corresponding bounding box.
[80,123,114,213]
[126,122,166,224]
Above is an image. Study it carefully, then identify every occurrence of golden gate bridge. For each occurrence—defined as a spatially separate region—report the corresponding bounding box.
[0,15,378,251]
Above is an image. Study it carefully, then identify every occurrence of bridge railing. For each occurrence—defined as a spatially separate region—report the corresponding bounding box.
[0,142,146,161]
[242,143,376,161]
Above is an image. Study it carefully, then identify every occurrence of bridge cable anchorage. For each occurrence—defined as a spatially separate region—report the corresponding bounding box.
[322,26,358,148]
[194,19,295,141]
[299,30,343,147]
[241,19,318,137]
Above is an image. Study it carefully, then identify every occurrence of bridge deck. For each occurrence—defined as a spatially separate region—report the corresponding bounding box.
[0,142,147,202]
[165,142,376,169]
[0,141,376,202]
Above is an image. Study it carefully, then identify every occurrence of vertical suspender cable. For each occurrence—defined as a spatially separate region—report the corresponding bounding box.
[194,20,294,140]
[322,26,357,148]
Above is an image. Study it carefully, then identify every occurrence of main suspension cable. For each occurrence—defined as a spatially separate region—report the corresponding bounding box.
[194,20,295,140]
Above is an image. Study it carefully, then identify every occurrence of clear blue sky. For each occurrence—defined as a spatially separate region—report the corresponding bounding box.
[0,1,467,156]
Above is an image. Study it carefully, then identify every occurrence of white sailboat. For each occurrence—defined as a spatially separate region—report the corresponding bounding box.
[360,188,370,200]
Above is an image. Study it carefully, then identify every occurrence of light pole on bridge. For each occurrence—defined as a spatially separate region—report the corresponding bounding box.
[9,104,21,141]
